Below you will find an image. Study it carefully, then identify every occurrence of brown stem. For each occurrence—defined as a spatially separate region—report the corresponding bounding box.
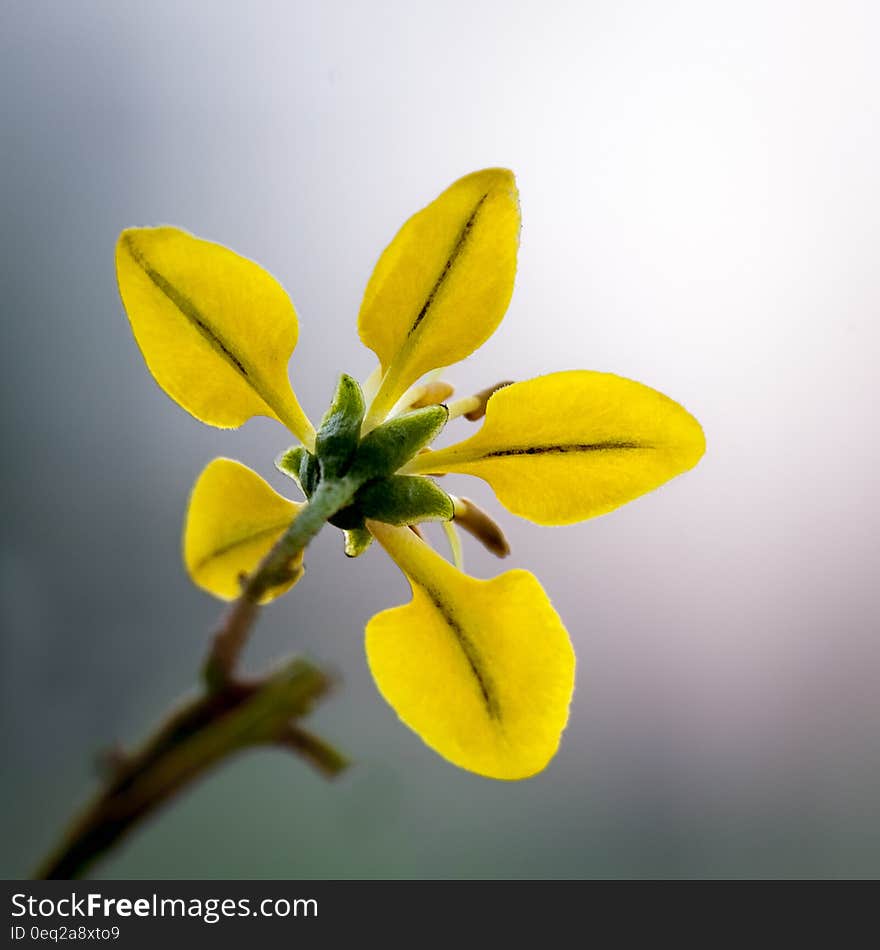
[35,477,359,880]
[276,725,350,779]
[35,659,335,879]
[204,596,261,692]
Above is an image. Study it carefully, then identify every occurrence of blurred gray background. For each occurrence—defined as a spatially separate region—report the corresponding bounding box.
[2,0,879,878]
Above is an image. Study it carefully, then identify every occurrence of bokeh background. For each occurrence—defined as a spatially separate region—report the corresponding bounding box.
[2,0,879,879]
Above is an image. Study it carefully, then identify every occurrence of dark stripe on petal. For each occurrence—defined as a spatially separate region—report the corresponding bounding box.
[122,233,250,378]
[423,584,501,721]
[407,192,488,339]
[483,441,644,458]
[192,520,295,573]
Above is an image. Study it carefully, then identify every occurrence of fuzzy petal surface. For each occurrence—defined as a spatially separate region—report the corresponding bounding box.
[184,458,303,602]
[407,370,705,525]
[359,169,520,424]
[366,522,575,780]
[116,227,314,445]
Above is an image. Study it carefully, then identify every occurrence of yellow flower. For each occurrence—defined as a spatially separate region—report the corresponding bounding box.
[115,168,705,780]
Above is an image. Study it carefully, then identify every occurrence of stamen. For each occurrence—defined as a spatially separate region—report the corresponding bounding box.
[446,381,514,422]
[452,496,511,558]
[376,369,450,425]
[410,380,456,408]
[442,520,464,571]
[445,395,481,421]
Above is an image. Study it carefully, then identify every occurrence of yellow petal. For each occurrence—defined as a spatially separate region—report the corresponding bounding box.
[184,458,303,602]
[366,522,575,780]
[359,169,520,427]
[406,370,705,525]
[116,227,315,447]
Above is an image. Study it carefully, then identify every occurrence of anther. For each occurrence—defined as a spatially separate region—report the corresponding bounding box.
[463,381,514,421]
[410,380,456,408]
[452,496,511,558]
[446,381,514,422]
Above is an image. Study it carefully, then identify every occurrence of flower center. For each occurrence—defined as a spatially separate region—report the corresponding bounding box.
[275,374,453,549]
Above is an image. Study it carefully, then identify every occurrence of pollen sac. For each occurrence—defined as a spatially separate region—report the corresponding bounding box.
[453,496,510,557]
[350,405,448,482]
[356,475,453,526]
[409,380,455,408]
[463,380,515,421]
[276,445,320,497]
[315,374,366,479]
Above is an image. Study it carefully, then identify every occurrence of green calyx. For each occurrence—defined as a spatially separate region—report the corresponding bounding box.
[276,374,453,555]
[314,374,365,479]
[343,527,373,558]
[276,445,319,496]
[356,475,453,525]
[349,403,449,481]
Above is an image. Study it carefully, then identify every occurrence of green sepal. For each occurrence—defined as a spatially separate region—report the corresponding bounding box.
[350,405,448,482]
[276,446,320,497]
[343,527,373,558]
[315,374,365,479]
[328,505,365,531]
[355,475,453,526]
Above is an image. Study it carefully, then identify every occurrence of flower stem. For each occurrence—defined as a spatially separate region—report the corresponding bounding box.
[34,475,358,880]
[34,659,336,879]
[203,477,358,689]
